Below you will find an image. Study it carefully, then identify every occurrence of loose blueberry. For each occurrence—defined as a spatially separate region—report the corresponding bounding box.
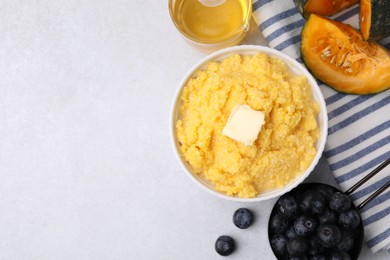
[286,225,299,240]
[337,232,355,252]
[286,237,308,256]
[329,249,351,260]
[271,234,288,256]
[215,235,235,256]
[338,209,361,230]
[233,208,253,229]
[316,223,342,248]
[294,215,318,236]
[270,213,289,234]
[300,190,326,215]
[277,194,300,220]
[329,192,351,213]
[318,207,337,224]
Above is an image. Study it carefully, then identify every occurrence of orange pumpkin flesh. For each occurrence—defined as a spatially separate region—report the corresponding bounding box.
[303,0,358,17]
[360,0,390,40]
[301,14,390,94]
[360,0,371,40]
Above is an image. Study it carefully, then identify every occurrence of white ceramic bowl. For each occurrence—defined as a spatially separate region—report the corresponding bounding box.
[170,45,328,202]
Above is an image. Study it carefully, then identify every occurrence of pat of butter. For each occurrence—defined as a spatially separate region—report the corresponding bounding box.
[222,104,265,146]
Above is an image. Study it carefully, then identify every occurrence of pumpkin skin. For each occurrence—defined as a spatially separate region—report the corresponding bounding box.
[294,0,358,18]
[360,0,390,40]
[301,14,390,94]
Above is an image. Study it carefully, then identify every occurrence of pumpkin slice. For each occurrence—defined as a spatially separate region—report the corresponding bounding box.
[360,0,390,40]
[294,0,358,18]
[301,14,390,94]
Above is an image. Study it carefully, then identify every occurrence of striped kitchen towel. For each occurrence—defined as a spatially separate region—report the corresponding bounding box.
[251,0,390,253]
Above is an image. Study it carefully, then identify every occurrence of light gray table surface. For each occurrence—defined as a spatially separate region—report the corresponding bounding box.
[0,1,388,259]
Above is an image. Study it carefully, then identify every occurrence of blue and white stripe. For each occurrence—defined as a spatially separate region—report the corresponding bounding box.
[252,0,390,253]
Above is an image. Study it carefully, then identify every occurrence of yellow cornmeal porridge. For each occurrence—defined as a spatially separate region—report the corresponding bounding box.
[176,54,320,198]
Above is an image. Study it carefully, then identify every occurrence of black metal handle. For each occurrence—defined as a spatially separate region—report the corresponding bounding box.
[342,157,390,210]
[357,180,390,210]
[345,157,390,196]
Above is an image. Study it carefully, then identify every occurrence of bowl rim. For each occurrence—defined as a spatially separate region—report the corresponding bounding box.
[170,45,328,202]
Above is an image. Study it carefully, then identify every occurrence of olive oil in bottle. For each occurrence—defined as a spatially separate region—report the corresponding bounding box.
[170,0,252,45]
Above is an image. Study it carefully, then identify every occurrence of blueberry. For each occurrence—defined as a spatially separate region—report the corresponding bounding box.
[294,215,317,236]
[337,231,354,252]
[316,184,335,202]
[300,190,326,215]
[329,249,351,260]
[277,194,300,220]
[287,256,308,260]
[286,237,308,256]
[286,225,299,240]
[329,192,351,212]
[270,213,289,234]
[318,207,337,224]
[307,236,324,256]
[215,235,235,256]
[292,189,304,202]
[338,209,360,230]
[316,223,342,248]
[270,234,288,256]
[309,255,326,260]
[233,208,253,229]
